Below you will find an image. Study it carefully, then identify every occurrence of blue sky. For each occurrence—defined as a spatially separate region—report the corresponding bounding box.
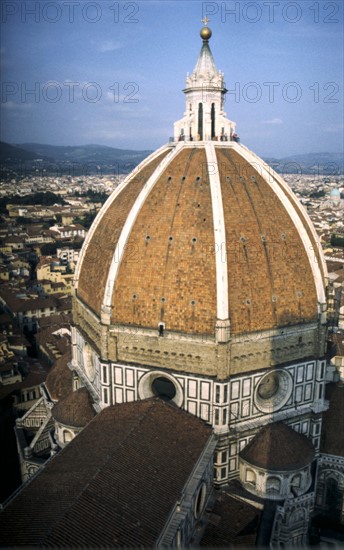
[1,0,343,157]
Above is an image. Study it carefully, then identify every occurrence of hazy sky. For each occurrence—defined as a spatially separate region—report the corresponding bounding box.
[1,0,343,157]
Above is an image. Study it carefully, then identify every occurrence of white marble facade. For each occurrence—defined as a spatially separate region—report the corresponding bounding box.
[72,326,326,483]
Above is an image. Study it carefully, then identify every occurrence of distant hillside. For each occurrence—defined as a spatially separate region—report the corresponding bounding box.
[0,142,153,176]
[17,143,152,165]
[1,141,343,176]
[0,141,50,162]
[264,152,344,175]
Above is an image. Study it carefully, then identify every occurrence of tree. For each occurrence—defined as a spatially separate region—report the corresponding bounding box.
[0,192,66,210]
[74,211,97,229]
[330,234,344,248]
[40,242,58,256]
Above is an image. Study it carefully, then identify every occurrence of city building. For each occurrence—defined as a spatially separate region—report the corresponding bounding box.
[0,22,343,547]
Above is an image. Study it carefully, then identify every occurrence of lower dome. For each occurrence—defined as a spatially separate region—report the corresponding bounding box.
[240,421,315,471]
[52,387,96,428]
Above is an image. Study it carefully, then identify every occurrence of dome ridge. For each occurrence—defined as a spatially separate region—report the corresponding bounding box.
[206,142,228,327]
[101,141,185,324]
[237,142,327,307]
[239,142,328,263]
[74,143,172,313]
[75,143,170,282]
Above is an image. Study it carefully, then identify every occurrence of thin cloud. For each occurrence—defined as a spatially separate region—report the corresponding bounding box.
[98,41,123,53]
[262,118,283,125]
[2,101,33,111]
[323,124,344,133]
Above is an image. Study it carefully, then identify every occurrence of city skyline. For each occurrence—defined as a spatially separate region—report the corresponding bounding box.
[1,0,343,158]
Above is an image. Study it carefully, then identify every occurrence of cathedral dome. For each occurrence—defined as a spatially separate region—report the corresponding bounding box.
[73,23,327,363]
[74,141,326,337]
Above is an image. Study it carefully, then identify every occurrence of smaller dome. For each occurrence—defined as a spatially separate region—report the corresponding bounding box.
[240,422,315,471]
[52,387,95,428]
[45,351,72,402]
[330,188,341,197]
[200,26,212,40]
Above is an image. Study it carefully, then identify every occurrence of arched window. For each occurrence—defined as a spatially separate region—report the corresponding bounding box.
[245,469,256,486]
[63,430,73,443]
[289,508,305,525]
[266,476,281,494]
[198,103,203,140]
[211,103,215,138]
[291,473,302,488]
[325,477,342,521]
[194,482,207,518]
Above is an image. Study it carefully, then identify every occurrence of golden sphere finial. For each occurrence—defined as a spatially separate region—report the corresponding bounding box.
[200,26,212,40]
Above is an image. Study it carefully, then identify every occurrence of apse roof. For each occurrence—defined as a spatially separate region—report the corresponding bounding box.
[45,350,72,402]
[240,421,315,471]
[51,386,95,428]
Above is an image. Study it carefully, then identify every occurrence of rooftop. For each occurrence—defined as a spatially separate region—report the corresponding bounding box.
[52,386,95,428]
[321,382,344,457]
[201,490,262,547]
[0,399,212,547]
[45,350,73,402]
[240,421,315,471]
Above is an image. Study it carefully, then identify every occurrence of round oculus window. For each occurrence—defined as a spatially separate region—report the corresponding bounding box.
[257,372,279,399]
[255,370,292,413]
[83,344,95,381]
[194,482,207,519]
[138,371,183,407]
[151,376,176,401]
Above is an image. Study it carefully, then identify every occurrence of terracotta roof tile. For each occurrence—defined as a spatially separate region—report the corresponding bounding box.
[240,421,315,471]
[45,351,73,401]
[75,143,322,335]
[52,386,95,427]
[217,148,319,333]
[201,490,261,546]
[0,399,212,548]
[77,149,170,314]
[112,147,216,334]
[321,382,344,457]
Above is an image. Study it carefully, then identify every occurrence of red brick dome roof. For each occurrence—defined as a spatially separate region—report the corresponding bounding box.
[52,386,95,428]
[75,142,326,337]
[45,351,73,402]
[240,421,315,471]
